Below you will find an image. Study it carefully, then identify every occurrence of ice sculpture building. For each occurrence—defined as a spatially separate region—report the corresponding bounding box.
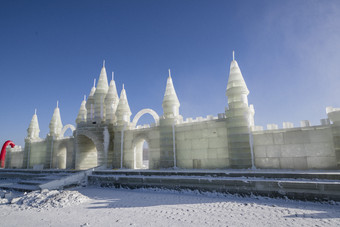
[5,53,340,170]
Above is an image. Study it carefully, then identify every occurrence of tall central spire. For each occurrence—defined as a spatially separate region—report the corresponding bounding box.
[94,61,109,123]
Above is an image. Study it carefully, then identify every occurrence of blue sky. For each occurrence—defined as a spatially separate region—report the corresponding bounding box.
[1,0,340,146]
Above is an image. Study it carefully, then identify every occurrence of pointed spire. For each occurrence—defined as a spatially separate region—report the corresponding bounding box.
[95,62,109,93]
[103,60,105,68]
[162,70,180,118]
[76,96,87,124]
[56,100,59,108]
[105,72,119,124]
[49,102,63,137]
[115,84,132,125]
[86,79,97,122]
[226,51,249,107]
[88,79,96,97]
[94,62,109,122]
[163,74,180,105]
[227,51,248,94]
[112,71,114,81]
[27,109,40,139]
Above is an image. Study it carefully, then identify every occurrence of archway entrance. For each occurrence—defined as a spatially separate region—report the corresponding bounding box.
[133,139,149,169]
[76,134,98,170]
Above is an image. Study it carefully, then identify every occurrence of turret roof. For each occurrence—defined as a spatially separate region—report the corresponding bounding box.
[94,60,109,95]
[89,79,96,97]
[105,72,119,102]
[116,84,132,116]
[76,96,87,124]
[162,69,180,108]
[27,109,40,139]
[49,101,63,136]
[226,51,249,96]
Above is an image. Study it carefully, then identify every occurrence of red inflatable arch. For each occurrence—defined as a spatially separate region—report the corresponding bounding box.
[0,140,15,168]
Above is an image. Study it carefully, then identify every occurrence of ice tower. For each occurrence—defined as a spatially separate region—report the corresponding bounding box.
[49,101,63,138]
[115,84,132,126]
[162,69,182,122]
[225,51,255,168]
[27,109,40,140]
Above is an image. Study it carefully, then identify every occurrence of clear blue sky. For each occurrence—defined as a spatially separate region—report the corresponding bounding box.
[1,0,340,146]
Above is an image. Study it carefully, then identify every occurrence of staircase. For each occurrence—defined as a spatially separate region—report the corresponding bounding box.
[88,169,340,201]
[0,169,78,192]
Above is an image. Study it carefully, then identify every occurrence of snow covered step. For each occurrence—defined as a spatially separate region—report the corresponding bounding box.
[91,170,340,180]
[0,169,82,192]
[0,172,48,180]
[17,180,49,185]
[0,169,78,174]
[33,174,73,181]
[0,183,40,192]
[88,172,340,202]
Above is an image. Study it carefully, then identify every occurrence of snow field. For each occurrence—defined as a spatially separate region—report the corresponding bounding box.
[0,186,339,226]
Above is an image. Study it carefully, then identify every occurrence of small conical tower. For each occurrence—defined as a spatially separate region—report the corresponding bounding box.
[86,79,96,122]
[225,51,255,169]
[93,60,109,123]
[27,109,40,140]
[49,101,63,137]
[115,84,132,126]
[105,72,119,124]
[76,95,87,124]
[162,69,180,119]
[226,51,250,109]
[225,51,255,126]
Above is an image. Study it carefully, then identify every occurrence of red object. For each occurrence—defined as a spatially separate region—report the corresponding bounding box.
[0,140,15,168]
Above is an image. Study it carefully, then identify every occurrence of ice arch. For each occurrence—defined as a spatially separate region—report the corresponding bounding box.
[132,109,159,127]
[61,124,76,137]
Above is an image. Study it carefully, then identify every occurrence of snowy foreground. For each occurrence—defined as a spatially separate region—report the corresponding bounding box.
[1,187,340,227]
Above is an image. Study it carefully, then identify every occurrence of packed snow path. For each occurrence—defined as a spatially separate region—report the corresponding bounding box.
[0,187,340,226]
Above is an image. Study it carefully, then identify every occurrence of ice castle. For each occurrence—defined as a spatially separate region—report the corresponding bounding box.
[5,52,340,170]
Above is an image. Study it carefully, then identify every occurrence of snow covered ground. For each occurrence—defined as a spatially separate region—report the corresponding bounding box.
[0,186,340,227]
